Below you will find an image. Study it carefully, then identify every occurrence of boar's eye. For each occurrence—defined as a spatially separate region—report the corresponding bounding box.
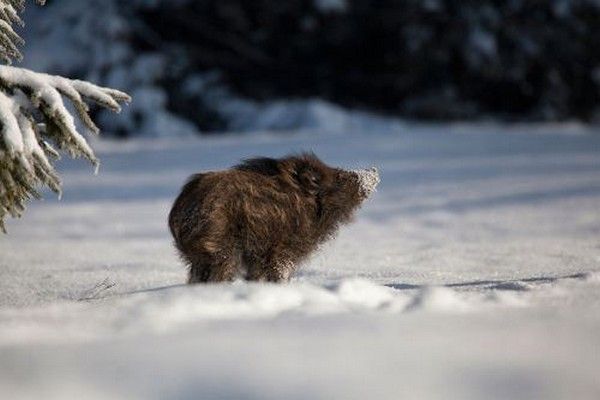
[297,168,321,194]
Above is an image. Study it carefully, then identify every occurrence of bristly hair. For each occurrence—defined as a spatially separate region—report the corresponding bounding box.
[234,156,280,176]
[234,152,321,177]
[292,151,320,164]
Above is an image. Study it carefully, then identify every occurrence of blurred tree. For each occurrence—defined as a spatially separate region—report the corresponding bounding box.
[18,0,600,136]
[0,0,130,232]
[135,0,600,122]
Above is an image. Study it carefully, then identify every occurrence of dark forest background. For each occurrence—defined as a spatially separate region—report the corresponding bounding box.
[31,0,600,135]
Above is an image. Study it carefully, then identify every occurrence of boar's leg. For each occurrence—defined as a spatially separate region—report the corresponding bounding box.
[188,249,241,283]
[188,261,211,283]
[245,254,295,282]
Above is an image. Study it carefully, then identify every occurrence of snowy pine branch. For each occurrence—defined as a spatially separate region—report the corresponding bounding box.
[0,66,131,231]
[0,0,131,232]
[0,0,45,63]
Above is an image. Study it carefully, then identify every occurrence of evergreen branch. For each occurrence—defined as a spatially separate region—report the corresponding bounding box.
[0,0,46,64]
[0,65,130,231]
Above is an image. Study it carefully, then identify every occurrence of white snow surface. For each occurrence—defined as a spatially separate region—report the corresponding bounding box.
[1,122,600,400]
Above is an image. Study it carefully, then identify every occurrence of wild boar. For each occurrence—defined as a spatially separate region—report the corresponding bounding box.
[168,153,379,283]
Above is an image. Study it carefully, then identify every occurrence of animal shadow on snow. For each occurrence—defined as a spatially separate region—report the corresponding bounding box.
[385,272,588,292]
[81,272,590,302]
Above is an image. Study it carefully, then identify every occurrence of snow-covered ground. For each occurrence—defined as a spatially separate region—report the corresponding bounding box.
[1,123,600,400]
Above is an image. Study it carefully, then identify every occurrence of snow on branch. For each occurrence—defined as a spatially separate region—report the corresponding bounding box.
[0,67,130,232]
[0,0,130,232]
[0,0,45,63]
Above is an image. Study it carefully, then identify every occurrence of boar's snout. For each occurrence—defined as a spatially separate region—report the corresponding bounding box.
[352,167,380,199]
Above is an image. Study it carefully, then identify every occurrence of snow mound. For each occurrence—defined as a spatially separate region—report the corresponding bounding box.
[333,278,396,309]
[405,286,472,313]
[0,279,404,345]
[1,278,562,346]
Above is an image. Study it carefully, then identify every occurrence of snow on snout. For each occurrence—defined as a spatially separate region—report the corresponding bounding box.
[353,167,380,198]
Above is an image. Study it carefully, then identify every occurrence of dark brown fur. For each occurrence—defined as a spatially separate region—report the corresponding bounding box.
[169,153,374,283]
